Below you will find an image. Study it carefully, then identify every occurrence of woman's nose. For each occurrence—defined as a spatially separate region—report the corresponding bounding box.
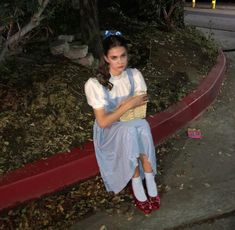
[119,56,125,63]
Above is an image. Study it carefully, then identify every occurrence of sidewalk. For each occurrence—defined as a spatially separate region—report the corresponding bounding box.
[71,53,235,230]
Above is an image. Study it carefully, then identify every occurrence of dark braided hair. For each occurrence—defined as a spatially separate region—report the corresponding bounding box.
[97,35,129,90]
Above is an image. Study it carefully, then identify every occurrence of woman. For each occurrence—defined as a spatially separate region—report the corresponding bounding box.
[84,32,160,214]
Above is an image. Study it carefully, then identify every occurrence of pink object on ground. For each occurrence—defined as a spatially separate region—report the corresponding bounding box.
[187,128,202,139]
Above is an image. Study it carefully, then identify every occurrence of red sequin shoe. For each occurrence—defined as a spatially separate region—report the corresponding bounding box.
[149,195,160,211]
[129,185,152,214]
[133,196,152,214]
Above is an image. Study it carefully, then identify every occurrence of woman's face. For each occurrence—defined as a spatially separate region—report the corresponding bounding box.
[104,46,128,76]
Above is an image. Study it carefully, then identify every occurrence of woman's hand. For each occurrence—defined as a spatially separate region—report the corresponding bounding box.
[119,94,149,110]
[94,94,149,128]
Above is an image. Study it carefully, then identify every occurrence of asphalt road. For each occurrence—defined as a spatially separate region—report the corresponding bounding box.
[184,6,235,52]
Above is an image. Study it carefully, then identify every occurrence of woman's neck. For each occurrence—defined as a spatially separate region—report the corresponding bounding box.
[110,70,122,76]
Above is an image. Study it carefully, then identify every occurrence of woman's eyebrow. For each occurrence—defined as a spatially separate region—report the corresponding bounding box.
[110,52,126,58]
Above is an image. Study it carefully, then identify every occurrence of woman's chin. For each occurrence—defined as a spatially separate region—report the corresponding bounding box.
[118,66,125,72]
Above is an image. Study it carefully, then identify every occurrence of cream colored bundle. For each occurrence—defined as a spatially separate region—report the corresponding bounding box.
[120,91,147,122]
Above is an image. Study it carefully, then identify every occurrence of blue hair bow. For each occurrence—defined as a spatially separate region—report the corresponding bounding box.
[103,30,122,39]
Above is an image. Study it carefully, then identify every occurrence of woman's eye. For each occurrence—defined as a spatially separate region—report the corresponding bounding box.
[111,56,118,61]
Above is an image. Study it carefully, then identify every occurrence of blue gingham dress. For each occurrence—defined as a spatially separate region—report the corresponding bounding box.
[93,69,157,194]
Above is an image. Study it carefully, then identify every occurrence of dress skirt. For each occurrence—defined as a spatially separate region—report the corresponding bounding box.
[93,118,157,194]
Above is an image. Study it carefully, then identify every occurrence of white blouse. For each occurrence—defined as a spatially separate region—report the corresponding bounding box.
[84,68,147,109]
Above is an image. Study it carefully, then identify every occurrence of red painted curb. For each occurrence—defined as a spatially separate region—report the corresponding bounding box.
[148,51,226,144]
[0,51,226,211]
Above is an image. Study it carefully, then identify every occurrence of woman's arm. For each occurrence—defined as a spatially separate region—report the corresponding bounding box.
[94,94,148,128]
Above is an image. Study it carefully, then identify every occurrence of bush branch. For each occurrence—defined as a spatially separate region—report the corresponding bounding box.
[0,0,50,61]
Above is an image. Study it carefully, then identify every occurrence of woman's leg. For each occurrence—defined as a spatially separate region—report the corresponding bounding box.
[131,166,147,201]
[139,155,158,197]
[131,166,152,214]
[131,156,159,213]
[133,165,140,177]
[139,155,153,173]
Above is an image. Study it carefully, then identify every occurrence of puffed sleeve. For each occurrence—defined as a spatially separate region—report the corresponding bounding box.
[132,68,147,92]
[84,78,106,109]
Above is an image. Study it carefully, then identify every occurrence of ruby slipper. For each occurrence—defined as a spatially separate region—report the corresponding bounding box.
[129,186,152,214]
[133,196,152,214]
[149,194,160,211]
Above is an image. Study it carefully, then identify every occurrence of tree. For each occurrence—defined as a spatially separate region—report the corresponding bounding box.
[104,0,184,30]
[0,0,50,62]
[79,0,103,58]
[161,0,185,29]
[0,0,185,63]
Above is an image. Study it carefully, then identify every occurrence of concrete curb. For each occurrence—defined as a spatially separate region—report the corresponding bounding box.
[0,51,226,211]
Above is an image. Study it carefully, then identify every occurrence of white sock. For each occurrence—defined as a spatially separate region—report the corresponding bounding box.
[132,176,147,202]
[145,172,158,197]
